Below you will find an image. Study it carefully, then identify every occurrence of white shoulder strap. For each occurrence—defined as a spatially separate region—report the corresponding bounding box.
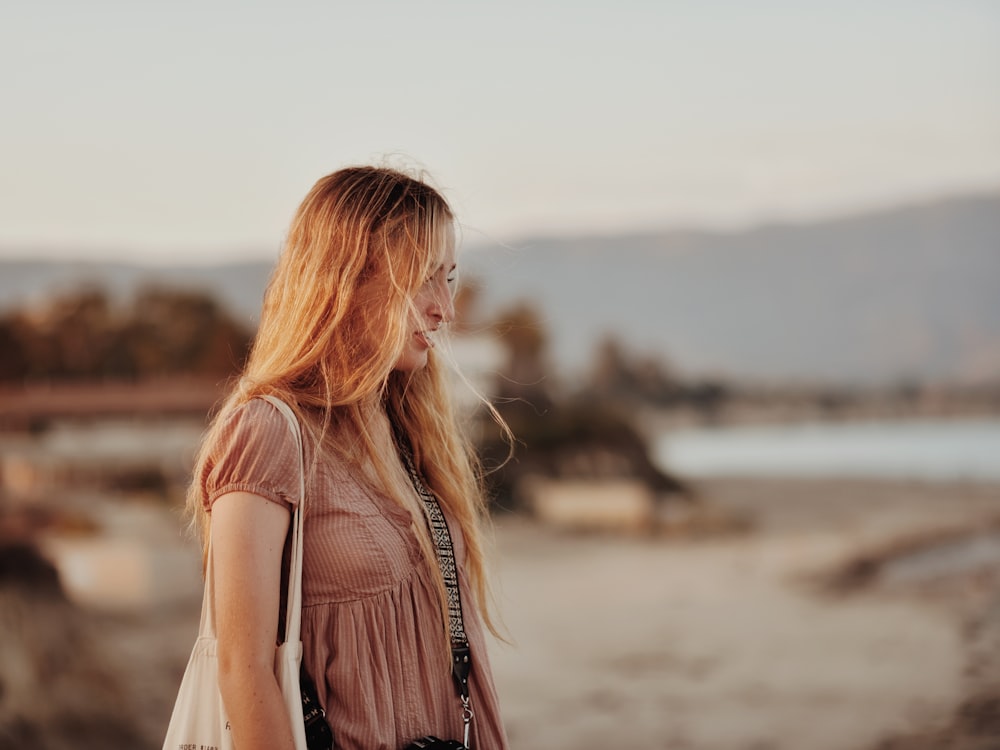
[260,395,306,646]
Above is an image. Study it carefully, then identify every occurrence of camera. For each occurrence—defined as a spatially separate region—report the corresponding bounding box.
[404,737,467,750]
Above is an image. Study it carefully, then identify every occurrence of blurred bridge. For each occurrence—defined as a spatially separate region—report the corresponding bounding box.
[0,378,227,430]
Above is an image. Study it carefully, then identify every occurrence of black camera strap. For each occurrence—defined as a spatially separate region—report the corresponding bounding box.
[393,425,475,749]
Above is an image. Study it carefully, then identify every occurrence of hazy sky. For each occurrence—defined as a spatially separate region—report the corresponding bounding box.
[2,0,998,263]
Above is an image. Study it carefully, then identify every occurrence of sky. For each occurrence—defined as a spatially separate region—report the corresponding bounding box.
[2,0,998,263]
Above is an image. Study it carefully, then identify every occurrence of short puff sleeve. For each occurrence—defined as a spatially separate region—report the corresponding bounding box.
[200,398,302,512]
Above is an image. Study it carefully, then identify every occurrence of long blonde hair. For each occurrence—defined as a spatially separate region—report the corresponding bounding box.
[187,165,503,639]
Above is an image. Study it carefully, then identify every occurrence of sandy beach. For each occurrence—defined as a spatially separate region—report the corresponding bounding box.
[488,478,1000,750]
[26,477,1000,750]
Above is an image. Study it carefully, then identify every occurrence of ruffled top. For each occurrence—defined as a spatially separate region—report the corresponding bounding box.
[200,398,508,750]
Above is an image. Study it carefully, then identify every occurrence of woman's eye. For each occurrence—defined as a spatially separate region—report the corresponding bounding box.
[425,267,457,287]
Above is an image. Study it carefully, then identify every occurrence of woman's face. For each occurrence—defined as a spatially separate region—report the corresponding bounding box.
[392,240,457,373]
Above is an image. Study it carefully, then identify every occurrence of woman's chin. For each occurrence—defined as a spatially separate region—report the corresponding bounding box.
[392,349,429,374]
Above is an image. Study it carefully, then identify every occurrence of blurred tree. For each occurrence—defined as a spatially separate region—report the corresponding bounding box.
[589,335,631,395]
[0,315,31,381]
[492,301,550,402]
[35,287,117,379]
[0,284,252,383]
[451,277,481,333]
[478,395,688,511]
[586,333,678,405]
[479,300,688,512]
[683,379,730,423]
[121,285,251,377]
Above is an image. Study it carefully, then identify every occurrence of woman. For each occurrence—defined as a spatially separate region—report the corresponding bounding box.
[186,166,509,750]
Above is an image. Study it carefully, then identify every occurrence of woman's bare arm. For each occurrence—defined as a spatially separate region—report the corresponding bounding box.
[212,491,296,750]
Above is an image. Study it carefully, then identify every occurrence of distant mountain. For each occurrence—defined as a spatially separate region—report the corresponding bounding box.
[2,192,998,386]
[462,192,1000,385]
[0,258,274,327]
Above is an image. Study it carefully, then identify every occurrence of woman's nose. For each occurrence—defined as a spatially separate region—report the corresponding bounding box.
[429,283,455,324]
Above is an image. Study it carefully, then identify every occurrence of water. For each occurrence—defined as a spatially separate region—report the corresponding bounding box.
[878,532,1000,585]
[655,417,1000,481]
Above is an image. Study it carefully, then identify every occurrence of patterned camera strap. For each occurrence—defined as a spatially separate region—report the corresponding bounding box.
[393,428,474,749]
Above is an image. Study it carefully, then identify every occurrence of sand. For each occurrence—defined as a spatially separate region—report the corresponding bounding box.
[33,477,1000,750]
[486,478,1000,750]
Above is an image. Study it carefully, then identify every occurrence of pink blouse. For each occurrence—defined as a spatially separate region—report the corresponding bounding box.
[201,398,508,750]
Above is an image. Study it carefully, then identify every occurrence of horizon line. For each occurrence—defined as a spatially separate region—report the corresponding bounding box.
[1,185,998,268]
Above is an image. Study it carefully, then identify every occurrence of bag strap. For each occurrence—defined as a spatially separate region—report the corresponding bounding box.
[260,395,307,647]
[199,396,306,648]
[391,423,475,747]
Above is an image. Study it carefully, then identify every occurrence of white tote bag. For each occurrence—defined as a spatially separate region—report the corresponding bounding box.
[163,395,309,750]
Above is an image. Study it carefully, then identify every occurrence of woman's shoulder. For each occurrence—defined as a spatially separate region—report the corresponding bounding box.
[216,396,315,451]
[201,396,304,511]
[223,395,288,429]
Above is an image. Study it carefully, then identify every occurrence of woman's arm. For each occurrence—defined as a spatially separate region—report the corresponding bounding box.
[212,491,297,750]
